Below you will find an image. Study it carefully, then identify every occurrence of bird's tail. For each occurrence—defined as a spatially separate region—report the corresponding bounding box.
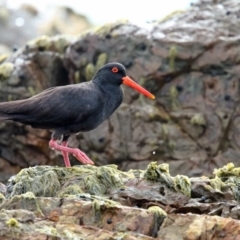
[0,100,27,121]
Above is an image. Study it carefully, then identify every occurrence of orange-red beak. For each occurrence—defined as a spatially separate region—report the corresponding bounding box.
[122,76,155,99]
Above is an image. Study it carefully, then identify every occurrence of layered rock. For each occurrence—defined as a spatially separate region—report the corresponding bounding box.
[1,0,240,182]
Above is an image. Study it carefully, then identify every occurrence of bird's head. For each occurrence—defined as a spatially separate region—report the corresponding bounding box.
[93,62,155,99]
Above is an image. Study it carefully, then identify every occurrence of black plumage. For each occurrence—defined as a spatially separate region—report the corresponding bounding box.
[0,62,155,167]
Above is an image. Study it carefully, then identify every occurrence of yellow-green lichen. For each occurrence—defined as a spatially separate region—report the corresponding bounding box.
[0,53,9,64]
[143,162,175,187]
[212,163,240,202]
[95,53,108,70]
[10,167,61,198]
[169,85,179,110]
[52,35,73,53]
[0,62,14,81]
[74,70,80,83]
[20,191,36,199]
[174,175,191,197]
[128,169,144,178]
[96,165,123,189]
[85,63,96,80]
[83,165,124,195]
[225,176,240,202]
[8,165,126,200]
[92,199,103,222]
[148,206,167,218]
[10,192,44,217]
[148,206,167,237]
[57,184,83,198]
[210,176,225,192]
[143,162,191,196]
[0,193,5,204]
[6,218,19,228]
[213,163,239,178]
[169,46,177,71]
[27,35,52,50]
[190,113,206,126]
[84,175,107,195]
[92,197,119,222]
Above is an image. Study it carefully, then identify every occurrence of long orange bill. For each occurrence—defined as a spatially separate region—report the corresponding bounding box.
[122,76,155,99]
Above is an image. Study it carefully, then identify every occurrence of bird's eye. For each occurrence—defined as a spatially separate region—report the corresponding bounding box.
[112,67,118,73]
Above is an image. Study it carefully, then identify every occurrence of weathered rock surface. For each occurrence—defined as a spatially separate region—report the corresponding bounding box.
[0,3,92,49]
[1,162,240,239]
[1,0,240,181]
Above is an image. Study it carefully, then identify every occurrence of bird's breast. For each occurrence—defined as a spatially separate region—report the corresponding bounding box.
[69,87,123,133]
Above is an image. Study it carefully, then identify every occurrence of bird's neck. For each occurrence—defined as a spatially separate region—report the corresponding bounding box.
[93,81,123,115]
[99,83,123,99]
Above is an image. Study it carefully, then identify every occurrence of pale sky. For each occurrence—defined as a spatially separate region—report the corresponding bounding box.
[5,0,193,25]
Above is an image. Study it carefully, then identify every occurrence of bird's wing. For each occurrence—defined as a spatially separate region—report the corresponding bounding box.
[0,82,104,128]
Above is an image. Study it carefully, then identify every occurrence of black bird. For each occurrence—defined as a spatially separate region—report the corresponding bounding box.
[0,62,155,167]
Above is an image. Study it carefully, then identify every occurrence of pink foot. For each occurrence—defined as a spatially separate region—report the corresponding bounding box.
[49,139,94,166]
[61,141,71,168]
[71,148,94,165]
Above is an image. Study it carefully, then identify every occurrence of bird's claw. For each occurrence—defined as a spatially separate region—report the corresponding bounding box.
[72,149,94,165]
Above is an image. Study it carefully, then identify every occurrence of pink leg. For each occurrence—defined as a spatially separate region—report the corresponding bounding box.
[49,139,94,166]
[61,141,71,168]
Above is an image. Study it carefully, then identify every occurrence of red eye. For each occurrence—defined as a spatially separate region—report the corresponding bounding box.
[112,67,118,73]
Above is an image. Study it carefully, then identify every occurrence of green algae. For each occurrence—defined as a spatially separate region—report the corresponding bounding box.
[8,165,125,199]
[143,162,191,196]
[57,184,83,198]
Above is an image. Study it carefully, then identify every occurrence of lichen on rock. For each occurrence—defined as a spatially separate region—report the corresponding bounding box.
[0,62,14,81]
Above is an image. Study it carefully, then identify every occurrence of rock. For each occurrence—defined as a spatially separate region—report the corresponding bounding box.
[1,0,240,182]
[159,214,240,240]
[1,163,240,238]
[0,4,91,49]
[39,6,92,36]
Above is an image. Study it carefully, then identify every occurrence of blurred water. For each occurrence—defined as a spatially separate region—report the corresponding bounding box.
[4,0,192,25]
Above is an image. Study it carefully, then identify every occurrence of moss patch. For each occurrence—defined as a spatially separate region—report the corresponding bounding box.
[7,165,125,198]
[143,162,191,196]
